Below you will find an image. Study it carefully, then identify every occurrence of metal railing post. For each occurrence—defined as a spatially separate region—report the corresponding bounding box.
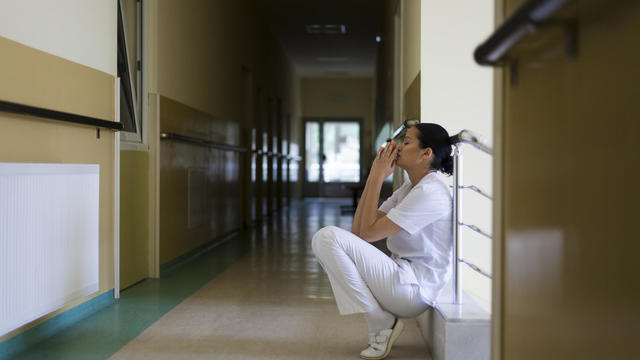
[452,145,462,305]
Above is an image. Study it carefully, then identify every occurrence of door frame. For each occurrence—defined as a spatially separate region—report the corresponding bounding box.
[302,117,364,198]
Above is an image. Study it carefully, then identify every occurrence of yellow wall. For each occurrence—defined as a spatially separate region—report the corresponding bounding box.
[403,72,420,120]
[149,0,300,265]
[120,150,149,289]
[0,35,115,340]
[0,36,114,121]
[499,1,640,358]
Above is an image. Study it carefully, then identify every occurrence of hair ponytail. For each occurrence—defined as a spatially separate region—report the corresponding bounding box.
[440,153,454,176]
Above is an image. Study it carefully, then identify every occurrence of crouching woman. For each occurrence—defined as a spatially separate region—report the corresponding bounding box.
[312,123,454,360]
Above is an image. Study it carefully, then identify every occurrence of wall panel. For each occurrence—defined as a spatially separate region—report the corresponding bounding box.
[500,1,640,358]
[158,96,242,265]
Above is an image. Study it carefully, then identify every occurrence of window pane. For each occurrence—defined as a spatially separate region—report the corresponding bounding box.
[117,0,137,133]
[323,122,360,183]
[290,143,299,182]
[305,122,320,182]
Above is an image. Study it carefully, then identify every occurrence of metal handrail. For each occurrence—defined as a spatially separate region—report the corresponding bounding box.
[252,148,301,161]
[459,222,492,240]
[460,185,493,200]
[450,184,493,200]
[0,99,123,131]
[449,129,492,155]
[160,132,247,152]
[450,130,493,304]
[459,258,492,279]
[161,134,302,161]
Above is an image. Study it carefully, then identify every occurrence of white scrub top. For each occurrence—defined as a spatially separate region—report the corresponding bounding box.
[378,172,453,305]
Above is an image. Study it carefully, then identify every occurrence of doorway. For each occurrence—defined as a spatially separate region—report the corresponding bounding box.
[303,117,362,197]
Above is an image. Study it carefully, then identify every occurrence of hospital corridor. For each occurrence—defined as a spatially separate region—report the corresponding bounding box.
[6,200,427,359]
[1,0,639,359]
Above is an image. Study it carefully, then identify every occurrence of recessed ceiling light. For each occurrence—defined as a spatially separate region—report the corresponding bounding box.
[376,36,381,43]
[305,24,347,35]
[317,57,349,62]
[324,71,350,77]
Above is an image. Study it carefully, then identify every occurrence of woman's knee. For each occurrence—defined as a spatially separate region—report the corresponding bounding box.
[311,226,341,255]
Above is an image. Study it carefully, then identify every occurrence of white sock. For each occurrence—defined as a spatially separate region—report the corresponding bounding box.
[364,307,395,334]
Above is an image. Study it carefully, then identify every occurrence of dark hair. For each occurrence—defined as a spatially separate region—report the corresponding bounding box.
[412,123,453,176]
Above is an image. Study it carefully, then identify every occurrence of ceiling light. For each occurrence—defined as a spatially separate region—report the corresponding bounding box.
[306,24,347,35]
[317,57,349,62]
[376,36,381,43]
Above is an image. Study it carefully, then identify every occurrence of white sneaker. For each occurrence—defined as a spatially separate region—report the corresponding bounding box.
[359,319,404,360]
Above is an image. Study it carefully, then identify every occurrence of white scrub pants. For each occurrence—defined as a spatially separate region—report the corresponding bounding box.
[311,226,429,318]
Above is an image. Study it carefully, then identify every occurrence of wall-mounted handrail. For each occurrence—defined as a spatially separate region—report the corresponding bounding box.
[450,184,493,200]
[251,148,301,161]
[0,99,123,131]
[449,129,492,155]
[474,0,570,66]
[160,132,247,152]
[460,185,493,200]
[459,222,492,240]
[459,258,492,279]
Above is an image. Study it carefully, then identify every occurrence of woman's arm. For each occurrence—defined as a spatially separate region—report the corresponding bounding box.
[351,146,390,236]
[350,180,368,235]
[350,174,386,236]
[354,143,403,242]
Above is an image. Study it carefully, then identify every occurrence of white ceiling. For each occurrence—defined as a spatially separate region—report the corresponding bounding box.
[257,0,386,77]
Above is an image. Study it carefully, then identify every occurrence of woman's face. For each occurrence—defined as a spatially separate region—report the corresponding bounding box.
[396,127,431,170]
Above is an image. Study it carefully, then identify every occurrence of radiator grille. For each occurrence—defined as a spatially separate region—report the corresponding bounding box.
[0,163,99,337]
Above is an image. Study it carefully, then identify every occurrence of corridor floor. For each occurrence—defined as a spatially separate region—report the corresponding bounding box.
[9,199,430,360]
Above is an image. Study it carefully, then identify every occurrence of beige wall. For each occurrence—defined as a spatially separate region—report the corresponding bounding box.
[373,0,399,153]
[0,21,116,341]
[148,0,300,264]
[402,0,420,94]
[120,150,149,289]
[301,77,374,172]
[0,0,117,76]
[498,1,640,359]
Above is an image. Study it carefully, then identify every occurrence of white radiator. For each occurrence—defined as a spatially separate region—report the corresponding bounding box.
[0,163,100,337]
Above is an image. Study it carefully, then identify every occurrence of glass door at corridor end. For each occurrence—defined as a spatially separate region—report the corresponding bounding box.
[303,118,362,197]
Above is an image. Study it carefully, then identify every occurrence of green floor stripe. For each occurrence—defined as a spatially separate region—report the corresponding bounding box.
[0,291,114,360]
[0,230,255,360]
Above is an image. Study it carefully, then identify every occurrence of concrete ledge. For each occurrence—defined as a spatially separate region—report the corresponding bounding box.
[417,290,490,360]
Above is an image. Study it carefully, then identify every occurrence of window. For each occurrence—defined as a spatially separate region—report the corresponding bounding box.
[118,0,145,145]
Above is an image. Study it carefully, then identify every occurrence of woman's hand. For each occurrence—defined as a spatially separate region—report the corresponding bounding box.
[370,142,398,180]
